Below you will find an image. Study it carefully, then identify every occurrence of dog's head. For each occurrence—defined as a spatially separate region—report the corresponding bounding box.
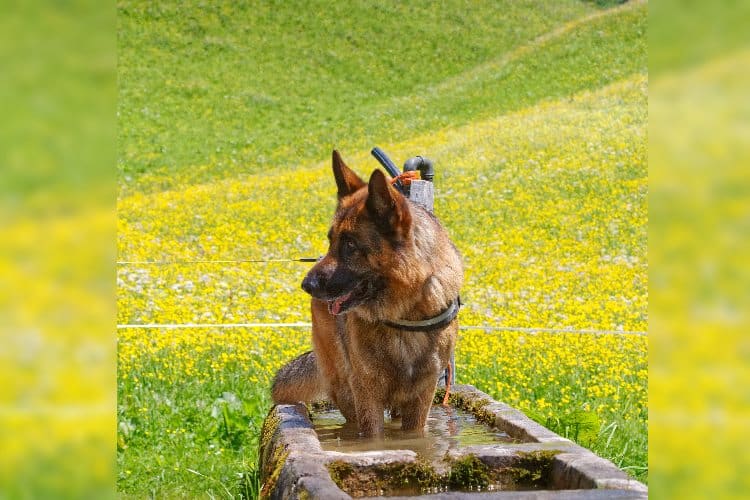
[301,150,414,316]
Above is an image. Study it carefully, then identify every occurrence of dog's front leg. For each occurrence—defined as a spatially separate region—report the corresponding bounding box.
[350,378,385,437]
[399,381,436,434]
[332,379,358,424]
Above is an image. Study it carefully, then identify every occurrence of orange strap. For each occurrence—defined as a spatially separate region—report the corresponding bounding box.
[389,170,420,187]
[442,363,452,406]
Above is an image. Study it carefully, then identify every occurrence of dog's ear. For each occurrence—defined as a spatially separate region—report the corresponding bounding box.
[332,150,366,199]
[366,169,412,239]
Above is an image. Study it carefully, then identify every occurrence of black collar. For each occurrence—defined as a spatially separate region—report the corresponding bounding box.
[383,296,461,332]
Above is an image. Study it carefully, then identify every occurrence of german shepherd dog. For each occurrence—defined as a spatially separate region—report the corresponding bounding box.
[272,150,463,437]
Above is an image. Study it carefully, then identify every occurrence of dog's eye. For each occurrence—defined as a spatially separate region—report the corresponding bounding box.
[340,238,358,257]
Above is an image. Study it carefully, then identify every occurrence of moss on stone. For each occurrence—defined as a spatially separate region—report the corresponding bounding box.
[473,407,497,426]
[386,457,443,491]
[433,387,447,404]
[448,454,491,490]
[259,408,299,498]
[514,449,559,485]
[259,409,280,456]
[327,457,445,496]
[296,489,312,500]
[326,460,355,487]
[434,388,500,427]
[308,400,337,413]
[503,467,539,484]
[258,417,280,495]
[326,449,562,495]
[456,392,497,426]
[486,450,561,490]
[259,446,289,499]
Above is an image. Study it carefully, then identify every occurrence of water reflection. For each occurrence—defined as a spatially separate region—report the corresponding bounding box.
[313,405,515,462]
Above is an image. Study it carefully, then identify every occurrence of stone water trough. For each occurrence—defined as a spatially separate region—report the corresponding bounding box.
[259,384,647,499]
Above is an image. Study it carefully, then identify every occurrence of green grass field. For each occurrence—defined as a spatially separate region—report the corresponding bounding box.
[117,0,647,497]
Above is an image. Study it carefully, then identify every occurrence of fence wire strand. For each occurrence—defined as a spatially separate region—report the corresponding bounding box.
[115,322,645,336]
[117,260,645,336]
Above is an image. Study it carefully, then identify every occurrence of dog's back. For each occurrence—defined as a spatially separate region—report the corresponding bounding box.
[271,350,323,403]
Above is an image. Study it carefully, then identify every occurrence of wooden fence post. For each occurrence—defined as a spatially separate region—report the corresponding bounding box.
[407,180,434,213]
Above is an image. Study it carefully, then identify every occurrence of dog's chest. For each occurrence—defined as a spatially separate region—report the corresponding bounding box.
[383,331,437,380]
[346,318,440,380]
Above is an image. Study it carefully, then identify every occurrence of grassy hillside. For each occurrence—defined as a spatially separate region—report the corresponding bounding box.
[117,0,645,192]
[118,0,647,497]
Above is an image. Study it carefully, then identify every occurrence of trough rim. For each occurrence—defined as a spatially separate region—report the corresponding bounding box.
[259,384,647,499]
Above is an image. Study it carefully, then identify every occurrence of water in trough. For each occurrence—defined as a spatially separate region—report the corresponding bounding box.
[313,405,516,464]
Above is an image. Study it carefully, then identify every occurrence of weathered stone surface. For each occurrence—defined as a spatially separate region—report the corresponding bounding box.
[446,442,577,467]
[550,452,646,493]
[274,455,333,499]
[259,404,340,499]
[259,386,648,498]
[326,449,419,467]
[380,489,646,499]
[296,476,351,500]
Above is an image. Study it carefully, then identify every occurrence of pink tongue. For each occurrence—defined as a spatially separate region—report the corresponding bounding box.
[329,291,353,315]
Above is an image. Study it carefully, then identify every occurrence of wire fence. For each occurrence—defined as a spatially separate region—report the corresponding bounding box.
[116,259,647,336]
[115,322,646,336]
[116,258,319,265]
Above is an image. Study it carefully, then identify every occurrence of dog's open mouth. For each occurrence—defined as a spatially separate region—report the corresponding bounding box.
[319,279,383,316]
[326,281,374,315]
[327,289,356,316]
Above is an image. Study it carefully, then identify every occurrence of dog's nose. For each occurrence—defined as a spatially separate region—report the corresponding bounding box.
[301,273,322,295]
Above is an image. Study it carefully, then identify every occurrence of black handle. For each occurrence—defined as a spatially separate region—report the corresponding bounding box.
[370,147,401,179]
[371,147,407,194]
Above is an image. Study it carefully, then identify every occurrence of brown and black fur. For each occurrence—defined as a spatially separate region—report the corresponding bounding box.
[272,150,463,437]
